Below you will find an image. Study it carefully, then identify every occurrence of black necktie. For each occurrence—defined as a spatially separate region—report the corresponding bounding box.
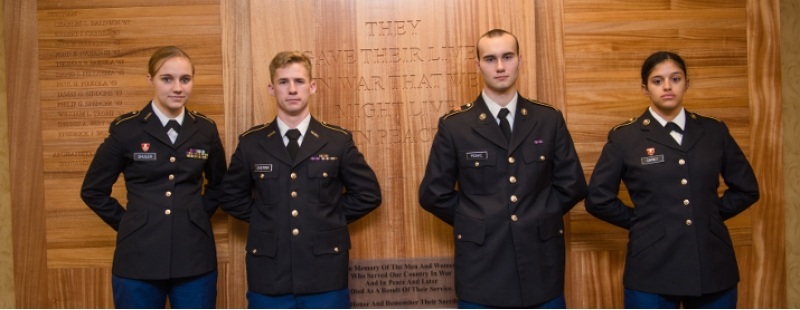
[665,122,683,135]
[286,129,301,160]
[498,108,512,142]
[165,120,180,143]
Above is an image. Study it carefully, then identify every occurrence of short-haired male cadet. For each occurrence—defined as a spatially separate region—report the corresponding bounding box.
[221,51,382,308]
[419,29,587,308]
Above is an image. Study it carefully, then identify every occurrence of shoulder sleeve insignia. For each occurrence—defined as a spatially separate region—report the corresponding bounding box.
[321,122,350,135]
[526,98,560,112]
[443,102,474,120]
[113,110,139,125]
[240,123,270,137]
[612,117,637,131]
[190,110,216,124]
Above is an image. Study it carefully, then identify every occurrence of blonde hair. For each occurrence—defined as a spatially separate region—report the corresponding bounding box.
[269,51,312,81]
[148,46,195,76]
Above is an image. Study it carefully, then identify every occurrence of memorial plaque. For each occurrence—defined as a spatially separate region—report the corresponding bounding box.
[349,257,456,308]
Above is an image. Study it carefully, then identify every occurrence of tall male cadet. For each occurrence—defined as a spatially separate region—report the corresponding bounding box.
[419,29,587,308]
[221,51,382,308]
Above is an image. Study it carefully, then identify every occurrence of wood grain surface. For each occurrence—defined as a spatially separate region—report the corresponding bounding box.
[3,0,788,308]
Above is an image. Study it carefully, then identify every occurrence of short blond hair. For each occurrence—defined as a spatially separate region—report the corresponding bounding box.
[269,51,312,82]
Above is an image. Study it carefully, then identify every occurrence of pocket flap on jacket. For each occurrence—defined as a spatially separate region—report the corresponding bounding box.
[538,212,565,241]
[454,213,486,245]
[312,228,351,255]
[246,232,278,257]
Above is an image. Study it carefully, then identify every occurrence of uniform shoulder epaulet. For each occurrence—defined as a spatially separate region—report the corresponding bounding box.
[113,110,140,125]
[442,102,474,120]
[320,122,350,135]
[240,123,270,137]
[689,112,723,123]
[526,97,559,112]
[190,110,216,124]
[612,117,638,131]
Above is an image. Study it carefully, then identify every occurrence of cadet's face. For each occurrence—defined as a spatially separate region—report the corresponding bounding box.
[269,63,316,118]
[476,34,522,97]
[642,60,688,117]
[149,57,193,118]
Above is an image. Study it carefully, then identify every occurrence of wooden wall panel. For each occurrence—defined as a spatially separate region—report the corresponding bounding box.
[0,0,16,307]
[781,0,800,306]
[4,0,786,308]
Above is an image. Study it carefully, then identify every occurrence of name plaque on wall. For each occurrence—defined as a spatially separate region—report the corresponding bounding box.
[349,257,456,308]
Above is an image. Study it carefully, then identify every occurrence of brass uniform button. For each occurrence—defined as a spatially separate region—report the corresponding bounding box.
[685,219,693,226]
[170,156,176,163]
[292,229,300,236]
[679,159,686,165]
[291,210,299,217]
[511,215,518,222]
[457,234,462,240]
[558,229,564,235]
[681,179,688,185]
[539,155,546,161]
[165,191,172,197]
[165,209,171,215]
[683,199,690,206]
[474,162,480,167]
[508,157,515,164]
[510,195,518,203]
[291,191,298,198]
[290,172,298,180]
[168,174,175,181]
[334,247,340,253]
[509,176,517,184]
[259,173,265,179]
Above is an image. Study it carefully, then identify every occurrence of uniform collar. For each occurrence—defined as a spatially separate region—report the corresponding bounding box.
[150,100,185,126]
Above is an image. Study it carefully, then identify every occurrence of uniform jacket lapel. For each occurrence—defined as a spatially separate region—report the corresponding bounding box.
[257,121,293,166]
[139,104,174,147]
[296,119,328,164]
[173,112,199,148]
[680,111,704,151]
[640,109,683,152]
[509,97,537,155]
[471,97,509,150]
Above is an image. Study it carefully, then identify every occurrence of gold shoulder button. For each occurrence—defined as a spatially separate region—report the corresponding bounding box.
[113,110,139,125]
[612,117,637,131]
[240,123,270,137]
[320,122,350,135]
[443,102,474,120]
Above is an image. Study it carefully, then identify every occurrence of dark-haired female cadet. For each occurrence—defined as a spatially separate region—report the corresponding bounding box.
[81,46,226,308]
[585,51,759,308]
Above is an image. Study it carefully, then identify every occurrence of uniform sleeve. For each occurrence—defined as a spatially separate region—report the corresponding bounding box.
[219,142,255,222]
[585,131,634,229]
[718,124,759,220]
[80,124,127,231]
[202,126,227,216]
[551,113,588,214]
[418,118,459,226]
[339,135,382,223]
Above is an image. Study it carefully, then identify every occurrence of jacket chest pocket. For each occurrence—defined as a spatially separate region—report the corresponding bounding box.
[308,162,340,203]
[253,164,280,205]
[458,151,497,195]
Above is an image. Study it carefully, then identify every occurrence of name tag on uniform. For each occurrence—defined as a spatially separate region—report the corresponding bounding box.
[641,155,664,165]
[254,164,273,173]
[134,153,157,161]
[465,151,488,161]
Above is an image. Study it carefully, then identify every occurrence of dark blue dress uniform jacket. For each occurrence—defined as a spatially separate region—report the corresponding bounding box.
[418,95,587,307]
[585,108,759,296]
[81,103,227,280]
[220,117,381,296]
